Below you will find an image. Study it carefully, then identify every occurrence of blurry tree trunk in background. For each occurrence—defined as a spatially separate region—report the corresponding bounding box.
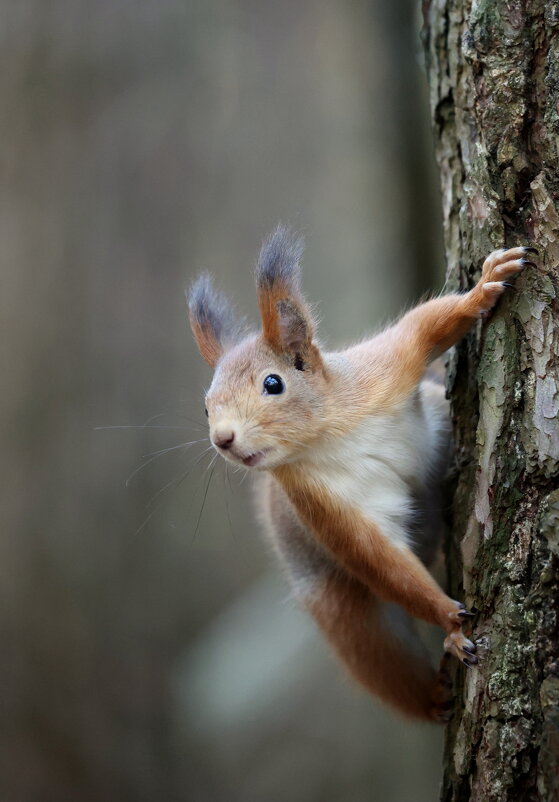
[423,2,559,800]
[0,2,446,801]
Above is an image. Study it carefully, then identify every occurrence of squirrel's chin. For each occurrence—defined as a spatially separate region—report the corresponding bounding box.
[220,446,290,470]
[224,447,272,469]
[241,451,266,468]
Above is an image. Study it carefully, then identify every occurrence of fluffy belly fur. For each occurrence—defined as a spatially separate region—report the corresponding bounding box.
[295,379,450,556]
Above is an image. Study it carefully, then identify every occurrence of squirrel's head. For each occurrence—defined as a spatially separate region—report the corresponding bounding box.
[188,226,329,470]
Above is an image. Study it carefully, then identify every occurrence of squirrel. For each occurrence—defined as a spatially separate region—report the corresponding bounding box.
[188,226,536,722]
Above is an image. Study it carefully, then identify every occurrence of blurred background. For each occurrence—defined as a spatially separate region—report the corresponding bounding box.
[1,1,446,800]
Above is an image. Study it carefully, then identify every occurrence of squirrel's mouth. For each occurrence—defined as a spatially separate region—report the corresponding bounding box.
[241,448,269,468]
[239,449,269,468]
[216,443,272,468]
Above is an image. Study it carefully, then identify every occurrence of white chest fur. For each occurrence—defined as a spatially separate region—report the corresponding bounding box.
[300,388,448,547]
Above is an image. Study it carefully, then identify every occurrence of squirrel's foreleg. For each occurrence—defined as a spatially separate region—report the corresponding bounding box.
[274,474,477,669]
[263,477,454,722]
[307,571,454,722]
[368,247,532,395]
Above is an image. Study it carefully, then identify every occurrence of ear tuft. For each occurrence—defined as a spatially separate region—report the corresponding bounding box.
[256,225,316,354]
[187,273,242,367]
[256,224,304,294]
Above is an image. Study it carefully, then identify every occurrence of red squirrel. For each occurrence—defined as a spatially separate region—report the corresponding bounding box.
[188,226,536,722]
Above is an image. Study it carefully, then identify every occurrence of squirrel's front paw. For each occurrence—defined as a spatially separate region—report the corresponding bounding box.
[444,630,478,668]
[477,246,537,315]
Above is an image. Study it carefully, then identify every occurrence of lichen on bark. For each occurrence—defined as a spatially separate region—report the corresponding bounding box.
[422,0,559,799]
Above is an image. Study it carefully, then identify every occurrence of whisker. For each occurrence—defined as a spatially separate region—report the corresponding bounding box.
[225,462,234,495]
[134,466,192,535]
[142,438,207,459]
[95,407,208,433]
[134,446,215,535]
[144,463,194,511]
[125,440,206,487]
[203,451,218,476]
[144,446,213,510]
[142,412,168,426]
[134,506,162,537]
[194,444,217,464]
[223,463,235,540]
[95,425,193,431]
[176,414,208,429]
[192,455,218,540]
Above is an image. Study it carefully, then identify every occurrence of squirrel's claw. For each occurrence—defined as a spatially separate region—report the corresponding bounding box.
[449,601,475,623]
[444,631,478,666]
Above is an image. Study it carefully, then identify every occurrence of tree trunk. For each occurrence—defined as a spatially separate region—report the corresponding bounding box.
[422,2,559,800]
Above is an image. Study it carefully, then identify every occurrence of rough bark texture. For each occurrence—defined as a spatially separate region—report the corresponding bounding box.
[422,2,559,800]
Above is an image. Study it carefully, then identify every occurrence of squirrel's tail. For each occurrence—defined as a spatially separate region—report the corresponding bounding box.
[260,475,452,723]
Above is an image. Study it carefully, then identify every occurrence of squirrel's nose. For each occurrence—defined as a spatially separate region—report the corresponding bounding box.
[213,429,235,450]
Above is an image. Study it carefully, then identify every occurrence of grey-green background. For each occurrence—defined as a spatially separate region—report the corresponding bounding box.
[2,2,446,800]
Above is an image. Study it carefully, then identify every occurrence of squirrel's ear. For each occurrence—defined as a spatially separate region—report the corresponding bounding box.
[256,226,315,356]
[187,274,241,367]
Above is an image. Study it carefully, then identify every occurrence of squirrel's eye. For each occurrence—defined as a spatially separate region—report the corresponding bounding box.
[204,406,209,417]
[263,374,284,395]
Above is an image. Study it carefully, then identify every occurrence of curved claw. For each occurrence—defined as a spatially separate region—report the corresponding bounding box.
[523,246,539,256]
[444,631,478,665]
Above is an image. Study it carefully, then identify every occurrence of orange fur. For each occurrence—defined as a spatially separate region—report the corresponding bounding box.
[306,574,451,721]
[343,293,486,412]
[189,317,222,367]
[188,231,535,722]
[274,466,461,633]
[263,474,452,722]
[256,278,291,351]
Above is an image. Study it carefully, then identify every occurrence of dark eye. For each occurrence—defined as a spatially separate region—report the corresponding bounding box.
[263,374,284,395]
[204,406,209,417]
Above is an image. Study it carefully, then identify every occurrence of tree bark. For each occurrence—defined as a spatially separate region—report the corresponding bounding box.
[422,2,559,800]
